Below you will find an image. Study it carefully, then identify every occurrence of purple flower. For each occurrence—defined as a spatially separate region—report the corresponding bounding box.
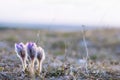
[26,42,37,61]
[26,42,37,75]
[15,42,46,74]
[15,42,26,60]
[15,42,27,71]
[36,47,45,73]
[36,47,45,62]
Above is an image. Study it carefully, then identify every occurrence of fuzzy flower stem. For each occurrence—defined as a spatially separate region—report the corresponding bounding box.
[21,59,27,71]
[38,60,43,73]
[29,60,35,75]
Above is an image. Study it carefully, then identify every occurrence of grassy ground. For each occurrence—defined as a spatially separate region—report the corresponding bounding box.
[0,28,120,80]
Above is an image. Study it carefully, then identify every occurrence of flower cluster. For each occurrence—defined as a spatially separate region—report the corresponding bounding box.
[15,42,45,75]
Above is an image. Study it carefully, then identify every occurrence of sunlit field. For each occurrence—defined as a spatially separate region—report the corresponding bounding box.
[0,28,119,80]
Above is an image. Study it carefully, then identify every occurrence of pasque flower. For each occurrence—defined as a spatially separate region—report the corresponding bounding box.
[26,42,37,75]
[36,46,45,74]
[15,42,27,71]
[15,42,45,76]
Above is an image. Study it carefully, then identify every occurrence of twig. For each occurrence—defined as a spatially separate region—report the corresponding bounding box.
[81,25,89,74]
[81,25,89,60]
[64,40,67,62]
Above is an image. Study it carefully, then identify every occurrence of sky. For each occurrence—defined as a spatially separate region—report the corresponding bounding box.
[0,0,120,27]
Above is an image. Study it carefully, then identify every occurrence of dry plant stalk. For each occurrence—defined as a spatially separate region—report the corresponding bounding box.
[81,25,89,73]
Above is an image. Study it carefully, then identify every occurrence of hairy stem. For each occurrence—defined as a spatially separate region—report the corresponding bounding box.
[30,60,35,75]
[21,59,26,71]
[38,61,42,73]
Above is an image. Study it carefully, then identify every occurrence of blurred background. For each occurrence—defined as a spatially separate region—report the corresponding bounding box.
[0,0,120,60]
[0,0,120,79]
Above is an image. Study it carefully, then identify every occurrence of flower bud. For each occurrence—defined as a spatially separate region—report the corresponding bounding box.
[26,42,37,61]
[36,47,45,74]
[15,42,27,71]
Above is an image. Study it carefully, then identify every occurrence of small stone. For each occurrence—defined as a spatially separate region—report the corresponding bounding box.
[0,67,4,71]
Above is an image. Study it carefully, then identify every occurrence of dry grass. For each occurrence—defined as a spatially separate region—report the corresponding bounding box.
[0,28,120,80]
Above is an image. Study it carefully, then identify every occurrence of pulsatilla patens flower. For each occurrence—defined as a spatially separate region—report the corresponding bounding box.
[26,42,37,75]
[15,42,27,71]
[26,42,37,61]
[15,42,46,76]
[36,47,45,74]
